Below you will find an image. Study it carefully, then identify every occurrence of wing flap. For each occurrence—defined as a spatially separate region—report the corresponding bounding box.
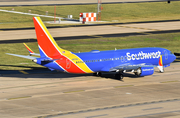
[109,63,156,72]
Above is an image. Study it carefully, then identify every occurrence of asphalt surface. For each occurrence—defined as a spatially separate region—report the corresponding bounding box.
[1,29,180,44]
[51,99,180,118]
[0,63,180,118]
[1,1,180,118]
[0,0,178,6]
[1,20,180,44]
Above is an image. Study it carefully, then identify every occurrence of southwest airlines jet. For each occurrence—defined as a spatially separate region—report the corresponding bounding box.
[7,17,176,80]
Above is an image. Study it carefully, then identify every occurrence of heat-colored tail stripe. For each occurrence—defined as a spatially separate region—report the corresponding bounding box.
[33,17,62,57]
[33,17,94,73]
[159,55,163,66]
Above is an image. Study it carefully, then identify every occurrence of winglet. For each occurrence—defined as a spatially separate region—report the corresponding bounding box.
[23,43,40,56]
[157,55,164,73]
[23,43,34,54]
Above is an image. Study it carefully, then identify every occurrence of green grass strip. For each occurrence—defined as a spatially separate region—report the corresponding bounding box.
[1,1,180,29]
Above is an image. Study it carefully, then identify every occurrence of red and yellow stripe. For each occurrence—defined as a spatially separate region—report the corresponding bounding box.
[33,17,93,73]
[23,43,34,53]
[158,55,163,66]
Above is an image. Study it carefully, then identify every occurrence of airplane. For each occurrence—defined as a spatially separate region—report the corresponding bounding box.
[6,17,176,80]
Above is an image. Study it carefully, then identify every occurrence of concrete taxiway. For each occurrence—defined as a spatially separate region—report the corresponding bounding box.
[0,62,180,118]
[0,21,180,42]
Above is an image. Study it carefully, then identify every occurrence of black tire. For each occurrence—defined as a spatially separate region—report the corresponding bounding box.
[115,73,123,80]
[119,74,123,80]
[97,72,102,77]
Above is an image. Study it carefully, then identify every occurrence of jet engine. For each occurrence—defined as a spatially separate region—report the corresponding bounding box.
[135,67,154,77]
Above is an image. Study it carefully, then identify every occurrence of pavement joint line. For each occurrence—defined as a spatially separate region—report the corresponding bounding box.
[0,81,65,90]
[135,103,142,105]
[114,85,134,88]
[143,107,163,111]
[87,109,93,111]
[63,90,84,93]
[117,25,161,31]
[160,80,179,83]
[37,98,180,118]
[104,107,109,109]
[85,87,114,92]
[125,110,180,118]
[95,108,101,110]
[111,106,118,108]
[7,96,31,100]
[0,78,99,90]
[19,70,29,74]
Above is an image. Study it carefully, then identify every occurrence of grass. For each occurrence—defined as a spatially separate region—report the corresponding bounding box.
[102,1,180,22]
[0,1,180,28]
[0,1,180,70]
[1,32,180,70]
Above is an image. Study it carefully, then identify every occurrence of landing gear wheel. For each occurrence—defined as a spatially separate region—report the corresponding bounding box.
[119,74,123,80]
[134,72,138,76]
[118,74,123,80]
[115,73,123,80]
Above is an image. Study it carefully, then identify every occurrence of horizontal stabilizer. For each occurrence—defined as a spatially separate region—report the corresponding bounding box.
[30,53,40,56]
[6,53,37,60]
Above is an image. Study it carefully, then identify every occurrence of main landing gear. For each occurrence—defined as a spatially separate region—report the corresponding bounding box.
[115,71,123,80]
[93,71,123,81]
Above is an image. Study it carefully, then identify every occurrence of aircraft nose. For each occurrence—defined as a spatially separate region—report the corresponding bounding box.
[172,54,176,62]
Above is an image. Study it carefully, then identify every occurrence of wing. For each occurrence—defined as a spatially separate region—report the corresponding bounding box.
[6,53,38,60]
[102,55,164,73]
[109,63,156,72]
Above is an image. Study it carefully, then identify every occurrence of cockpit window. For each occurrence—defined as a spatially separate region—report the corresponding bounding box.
[170,51,173,54]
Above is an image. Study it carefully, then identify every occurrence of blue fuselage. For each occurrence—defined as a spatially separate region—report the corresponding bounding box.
[74,47,176,72]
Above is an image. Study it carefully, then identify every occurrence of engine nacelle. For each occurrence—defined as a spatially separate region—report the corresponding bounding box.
[135,67,154,77]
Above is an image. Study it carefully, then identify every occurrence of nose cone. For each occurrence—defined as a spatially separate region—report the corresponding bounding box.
[165,54,176,65]
[169,54,176,64]
[172,54,176,62]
